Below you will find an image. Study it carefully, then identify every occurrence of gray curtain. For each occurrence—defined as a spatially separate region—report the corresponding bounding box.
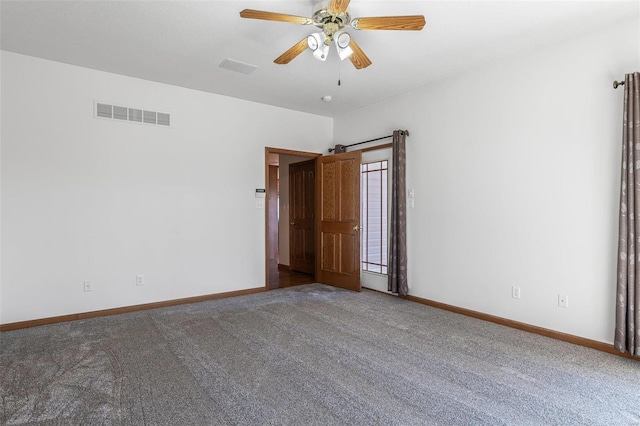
[388,130,408,296]
[615,72,640,356]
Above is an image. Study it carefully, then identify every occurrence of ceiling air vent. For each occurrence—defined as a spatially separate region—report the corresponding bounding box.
[219,58,258,75]
[94,101,171,128]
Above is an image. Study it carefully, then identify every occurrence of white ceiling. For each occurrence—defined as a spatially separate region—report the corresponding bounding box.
[2,0,638,118]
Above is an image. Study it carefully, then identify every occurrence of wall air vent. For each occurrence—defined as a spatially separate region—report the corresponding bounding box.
[96,103,113,118]
[157,112,170,126]
[143,110,157,125]
[94,101,171,127]
[128,108,143,123]
[113,105,128,120]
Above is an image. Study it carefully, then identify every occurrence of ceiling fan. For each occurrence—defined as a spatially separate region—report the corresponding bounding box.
[239,0,426,69]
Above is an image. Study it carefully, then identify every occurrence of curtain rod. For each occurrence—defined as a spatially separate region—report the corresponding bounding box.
[613,79,625,89]
[328,130,409,153]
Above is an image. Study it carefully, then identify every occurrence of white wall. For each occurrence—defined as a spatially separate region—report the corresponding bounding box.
[334,17,640,344]
[0,51,332,324]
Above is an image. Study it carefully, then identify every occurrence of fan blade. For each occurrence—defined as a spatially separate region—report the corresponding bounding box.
[328,0,351,14]
[274,39,309,64]
[240,9,312,25]
[348,39,372,69]
[351,15,426,31]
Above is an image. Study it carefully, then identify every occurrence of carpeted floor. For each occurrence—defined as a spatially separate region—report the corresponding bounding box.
[1,284,639,425]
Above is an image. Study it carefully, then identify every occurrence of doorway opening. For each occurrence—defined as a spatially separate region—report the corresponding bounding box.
[265,147,321,289]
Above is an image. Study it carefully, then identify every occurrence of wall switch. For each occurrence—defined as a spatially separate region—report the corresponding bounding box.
[84,280,93,292]
[512,286,521,299]
[136,274,144,286]
[558,294,568,308]
[256,199,264,209]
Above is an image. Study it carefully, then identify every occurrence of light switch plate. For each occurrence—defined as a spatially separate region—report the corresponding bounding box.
[558,294,568,308]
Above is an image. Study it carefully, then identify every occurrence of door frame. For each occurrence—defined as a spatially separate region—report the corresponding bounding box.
[264,147,322,289]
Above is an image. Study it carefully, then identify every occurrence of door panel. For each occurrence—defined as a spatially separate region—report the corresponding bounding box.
[289,160,315,274]
[321,162,336,220]
[316,151,361,291]
[321,233,336,271]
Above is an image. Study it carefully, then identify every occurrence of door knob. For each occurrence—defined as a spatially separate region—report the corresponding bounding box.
[290,222,295,225]
[353,225,360,231]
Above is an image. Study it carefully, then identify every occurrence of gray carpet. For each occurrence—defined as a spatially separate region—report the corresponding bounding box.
[1,284,639,425]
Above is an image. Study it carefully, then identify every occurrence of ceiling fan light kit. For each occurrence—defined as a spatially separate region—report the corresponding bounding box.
[240,0,425,70]
[315,40,330,61]
[308,32,330,61]
[334,31,353,60]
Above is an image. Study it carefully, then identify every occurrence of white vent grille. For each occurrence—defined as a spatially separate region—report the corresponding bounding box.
[143,110,156,125]
[94,101,171,127]
[219,58,258,75]
[157,112,170,126]
[97,103,112,118]
[113,105,128,120]
[128,108,142,122]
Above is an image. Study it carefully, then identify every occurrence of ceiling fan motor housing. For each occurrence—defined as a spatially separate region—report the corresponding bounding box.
[312,0,351,32]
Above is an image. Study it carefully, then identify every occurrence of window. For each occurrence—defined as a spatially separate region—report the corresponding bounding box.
[361,160,388,274]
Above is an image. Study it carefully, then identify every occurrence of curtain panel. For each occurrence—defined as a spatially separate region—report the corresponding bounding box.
[615,72,640,356]
[388,130,409,296]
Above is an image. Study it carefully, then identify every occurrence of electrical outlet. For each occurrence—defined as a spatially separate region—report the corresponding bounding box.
[558,294,569,308]
[512,286,521,299]
[84,280,92,292]
[136,274,144,286]
[256,200,264,209]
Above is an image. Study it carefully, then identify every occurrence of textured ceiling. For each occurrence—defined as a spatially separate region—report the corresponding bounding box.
[1,1,639,118]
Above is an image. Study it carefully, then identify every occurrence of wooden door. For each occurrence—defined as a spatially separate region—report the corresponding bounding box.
[289,160,316,274]
[316,151,361,291]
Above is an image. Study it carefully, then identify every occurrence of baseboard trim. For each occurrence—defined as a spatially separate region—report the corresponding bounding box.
[404,294,639,361]
[362,286,394,296]
[277,263,290,271]
[0,287,265,332]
